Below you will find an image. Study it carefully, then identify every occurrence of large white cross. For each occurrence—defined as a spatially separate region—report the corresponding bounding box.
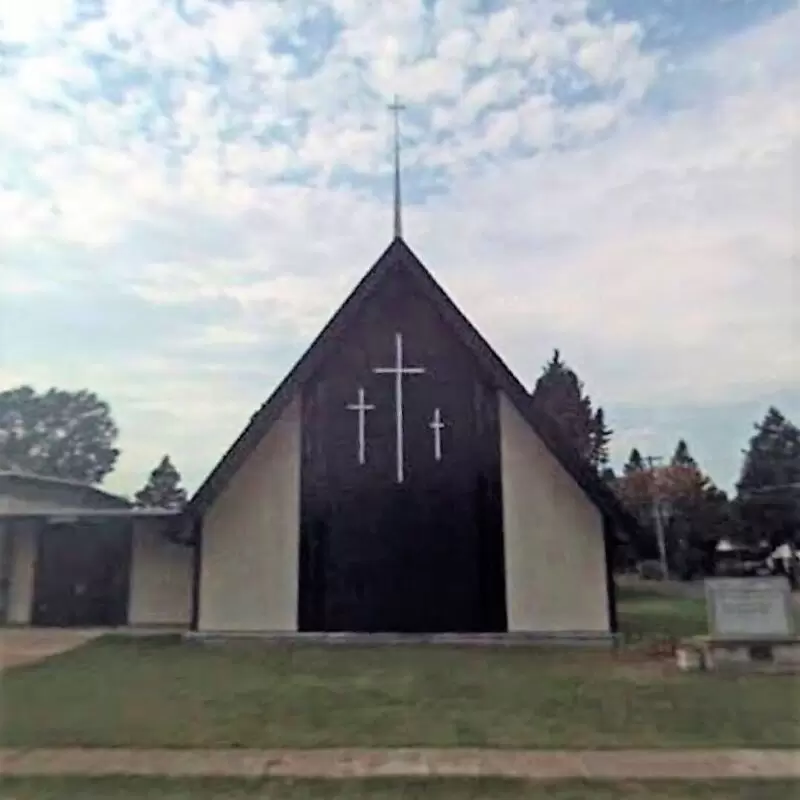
[373,332,426,483]
[429,407,445,461]
[345,387,375,465]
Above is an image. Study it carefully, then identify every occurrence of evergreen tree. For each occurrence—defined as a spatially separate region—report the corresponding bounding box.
[671,439,698,469]
[134,455,188,510]
[662,441,718,576]
[623,448,645,474]
[530,349,612,470]
[600,466,617,483]
[615,449,658,559]
[735,408,800,546]
[591,408,612,468]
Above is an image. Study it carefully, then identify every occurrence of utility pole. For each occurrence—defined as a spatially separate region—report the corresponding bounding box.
[645,455,669,580]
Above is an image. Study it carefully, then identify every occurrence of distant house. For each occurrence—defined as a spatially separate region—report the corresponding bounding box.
[0,471,192,628]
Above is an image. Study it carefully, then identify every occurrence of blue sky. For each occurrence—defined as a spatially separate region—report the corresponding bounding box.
[1,0,798,496]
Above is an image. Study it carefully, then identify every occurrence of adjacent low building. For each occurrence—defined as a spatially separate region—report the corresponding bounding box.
[0,472,192,628]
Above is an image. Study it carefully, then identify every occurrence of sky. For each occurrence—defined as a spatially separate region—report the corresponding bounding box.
[1,0,798,498]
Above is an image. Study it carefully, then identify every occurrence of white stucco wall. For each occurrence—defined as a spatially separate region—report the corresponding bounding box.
[5,522,37,625]
[198,397,301,632]
[499,392,610,634]
[127,520,193,626]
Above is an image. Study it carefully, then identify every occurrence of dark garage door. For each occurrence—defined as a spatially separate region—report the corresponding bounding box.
[31,520,132,627]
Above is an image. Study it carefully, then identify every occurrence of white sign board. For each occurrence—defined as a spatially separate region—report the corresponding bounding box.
[705,577,794,639]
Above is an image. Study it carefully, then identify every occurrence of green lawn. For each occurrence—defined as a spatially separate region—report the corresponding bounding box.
[617,581,800,641]
[617,585,709,641]
[1,584,797,750]
[0,777,797,800]
[1,633,798,749]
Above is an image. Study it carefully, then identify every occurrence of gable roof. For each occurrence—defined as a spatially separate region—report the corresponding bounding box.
[185,238,636,538]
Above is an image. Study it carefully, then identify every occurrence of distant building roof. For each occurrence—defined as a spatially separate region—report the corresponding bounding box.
[0,507,179,520]
[0,470,131,509]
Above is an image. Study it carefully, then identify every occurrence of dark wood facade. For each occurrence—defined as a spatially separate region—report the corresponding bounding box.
[31,521,132,627]
[298,267,507,633]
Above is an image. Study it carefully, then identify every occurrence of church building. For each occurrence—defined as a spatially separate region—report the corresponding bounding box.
[0,104,636,640]
[186,235,634,640]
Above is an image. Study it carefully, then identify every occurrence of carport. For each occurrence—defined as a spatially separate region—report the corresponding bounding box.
[0,507,183,628]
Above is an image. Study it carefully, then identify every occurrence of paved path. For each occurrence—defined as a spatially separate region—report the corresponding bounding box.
[1,749,799,780]
[0,629,102,671]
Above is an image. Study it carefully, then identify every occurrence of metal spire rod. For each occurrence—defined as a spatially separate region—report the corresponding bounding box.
[388,95,406,240]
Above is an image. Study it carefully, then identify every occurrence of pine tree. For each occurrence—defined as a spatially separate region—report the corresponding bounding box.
[615,449,658,558]
[662,440,714,574]
[591,408,612,468]
[665,440,708,501]
[134,455,188,510]
[530,349,612,470]
[624,447,645,474]
[671,439,698,469]
[735,407,800,546]
[600,466,617,483]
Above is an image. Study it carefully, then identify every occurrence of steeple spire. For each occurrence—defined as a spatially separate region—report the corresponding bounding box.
[388,95,406,240]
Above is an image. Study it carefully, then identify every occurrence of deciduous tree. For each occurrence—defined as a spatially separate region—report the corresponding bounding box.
[0,386,119,485]
[614,441,733,576]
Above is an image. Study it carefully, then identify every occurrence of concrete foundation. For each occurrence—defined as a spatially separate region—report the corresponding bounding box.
[677,635,800,672]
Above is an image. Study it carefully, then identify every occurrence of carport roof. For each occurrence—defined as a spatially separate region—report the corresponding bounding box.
[0,471,131,508]
[0,508,180,521]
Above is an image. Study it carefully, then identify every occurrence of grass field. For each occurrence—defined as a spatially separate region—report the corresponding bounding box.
[617,580,800,641]
[617,584,709,641]
[0,583,797,750]
[0,777,797,800]
[1,638,798,749]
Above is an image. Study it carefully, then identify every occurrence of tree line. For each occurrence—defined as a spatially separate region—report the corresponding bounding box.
[1,368,798,561]
[529,350,800,575]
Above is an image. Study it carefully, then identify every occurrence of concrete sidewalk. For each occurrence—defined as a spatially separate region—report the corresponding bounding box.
[1,748,799,780]
[0,629,103,671]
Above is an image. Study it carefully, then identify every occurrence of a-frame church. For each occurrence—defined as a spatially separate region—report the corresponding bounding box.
[184,233,634,640]
[176,103,637,641]
[0,107,637,637]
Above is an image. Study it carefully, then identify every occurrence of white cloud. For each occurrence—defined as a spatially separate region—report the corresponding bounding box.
[0,1,798,493]
[0,0,74,42]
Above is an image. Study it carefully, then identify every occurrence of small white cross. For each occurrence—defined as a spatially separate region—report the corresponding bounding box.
[373,332,426,483]
[429,407,445,461]
[346,387,375,465]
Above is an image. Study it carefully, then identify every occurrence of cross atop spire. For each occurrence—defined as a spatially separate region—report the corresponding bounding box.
[388,95,406,240]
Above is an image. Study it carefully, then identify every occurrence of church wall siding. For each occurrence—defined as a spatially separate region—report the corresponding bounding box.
[499,392,610,634]
[128,519,192,626]
[198,397,301,632]
[5,522,36,624]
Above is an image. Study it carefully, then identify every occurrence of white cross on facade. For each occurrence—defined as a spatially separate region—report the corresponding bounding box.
[373,332,426,483]
[429,407,445,461]
[345,387,375,465]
